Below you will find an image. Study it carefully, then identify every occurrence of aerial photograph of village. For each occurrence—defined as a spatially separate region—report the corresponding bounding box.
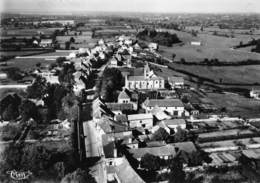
[0,0,260,182]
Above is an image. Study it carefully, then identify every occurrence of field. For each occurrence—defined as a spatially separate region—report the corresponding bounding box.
[1,27,63,36]
[202,92,260,118]
[159,28,260,62]
[168,63,260,85]
[0,57,56,70]
[0,50,53,57]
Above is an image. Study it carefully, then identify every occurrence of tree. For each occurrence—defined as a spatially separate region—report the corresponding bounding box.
[20,99,39,122]
[27,76,47,99]
[0,93,21,120]
[56,57,67,66]
[96,68,124,102]
[151,127,170,141]
[58,63,76,89]
[2,103,19,121]
[58,93,78,121]
[1,144,52,177]
[172,53,176,61]
[174,126,186,142]
[43,83,67,120]
[61,168,96,183]
[65,41,71,50]
[140,153,161,171]
[70,37,75,43]
[180,58,186,64]
[168,156,185,183]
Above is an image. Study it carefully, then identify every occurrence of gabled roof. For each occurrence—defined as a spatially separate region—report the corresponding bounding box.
[128,113,153,121]
[168,76,184,83]
[242,149,260,160]
[171,141,197,154]
[128,145,176,159]
[163,119,186,126]
[118,90,130,100]
[115,157,145,183]
[143,99,184,108]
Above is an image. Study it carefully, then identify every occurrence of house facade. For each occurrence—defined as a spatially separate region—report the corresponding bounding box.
[127,113,153,129]
[143,98,185,117]
[125,63,165,90]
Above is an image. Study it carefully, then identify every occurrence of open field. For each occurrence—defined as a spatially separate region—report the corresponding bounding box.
[158,28,260,62]
[167,63,260,85]
[1,27,63,36]
[0,50,53,57]
[0,57,56,70]
[185,26,260,36]
[202,92,260,118]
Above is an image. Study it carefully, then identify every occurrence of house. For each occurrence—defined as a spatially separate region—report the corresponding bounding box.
[128,145,176,161]
[148,42,159,50]
[107,157,145,183]
[191,41,201,46]
[40,39,53,48]
[0,73,8,79]
[168,76,184,88]
[250,89,260,100]
[125,63,165,90]
[127,113,153,129]
[163,119,186,131]
[150,106,171,121]
[117,89,138,110]
[143,98,184,117]
[110,57,119,67]
[241,149,260,174]
[118,90,131,104]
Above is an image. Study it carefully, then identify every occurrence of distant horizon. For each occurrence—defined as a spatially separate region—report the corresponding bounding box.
[2,9,260,16]
[1,0,260,15]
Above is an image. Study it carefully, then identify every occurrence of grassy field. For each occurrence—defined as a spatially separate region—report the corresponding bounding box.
[0,50,55,57]
[1,27,62,36]
[202,92,260,118]
[159,28,260,62]
[167,63,260,85]
[1,57,56,70]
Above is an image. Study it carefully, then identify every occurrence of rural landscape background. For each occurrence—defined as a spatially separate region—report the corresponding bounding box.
[1,0,260,183]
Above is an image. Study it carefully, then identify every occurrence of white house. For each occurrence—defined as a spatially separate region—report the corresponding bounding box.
[163,119,186,131]
[143,98,184,117]
[168,76,184,88]
[127,113,153,129]
[40,39,53,48]
[191,41,201,46]
[118,90,131,104]
[148,42,159,50]
[250,89,260,100]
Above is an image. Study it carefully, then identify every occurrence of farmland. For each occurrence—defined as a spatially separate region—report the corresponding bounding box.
[158,28,260,62]
[202,92,260,118]
[167,63,260,85]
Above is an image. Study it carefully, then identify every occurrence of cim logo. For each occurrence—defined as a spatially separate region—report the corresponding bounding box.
[6,170,32,182]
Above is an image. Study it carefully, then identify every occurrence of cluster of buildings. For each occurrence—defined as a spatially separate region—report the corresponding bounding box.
[80,35,260,182]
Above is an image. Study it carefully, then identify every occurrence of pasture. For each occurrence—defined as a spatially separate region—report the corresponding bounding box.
[159,28,260,62]
[1,27,63,36]
[168,63,260,85]
[203,92,260,118]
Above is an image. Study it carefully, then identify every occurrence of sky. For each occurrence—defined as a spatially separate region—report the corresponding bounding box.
[1,0,260,14]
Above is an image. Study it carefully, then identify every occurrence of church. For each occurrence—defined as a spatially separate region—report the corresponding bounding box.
[125,63,165,90]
